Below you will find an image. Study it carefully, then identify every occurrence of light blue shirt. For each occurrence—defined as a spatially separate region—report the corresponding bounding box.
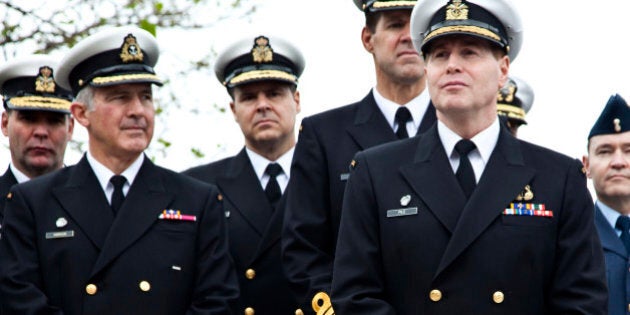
[598,200,627,236]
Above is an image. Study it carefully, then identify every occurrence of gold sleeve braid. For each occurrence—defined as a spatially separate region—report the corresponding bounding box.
[312,292,335,315]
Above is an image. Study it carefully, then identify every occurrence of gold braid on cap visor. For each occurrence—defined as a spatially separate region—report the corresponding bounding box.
[226,69,297,86]
[89,73,162,86]
[8,96,71,111]
[423,25,502,45]
[371,1,417,9]
[497,104,526,121]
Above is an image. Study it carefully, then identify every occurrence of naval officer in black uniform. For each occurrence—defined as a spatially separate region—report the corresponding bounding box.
[185,34,304,315]
[0,26,239,314]
[331,0,607,314]
[0,55,74,220]
[281,1,437,312]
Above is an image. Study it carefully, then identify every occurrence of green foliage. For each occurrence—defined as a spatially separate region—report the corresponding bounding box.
[139,19,157,36]
[157,138,172,148]
[190,148,205,158]
[0,0,256,162]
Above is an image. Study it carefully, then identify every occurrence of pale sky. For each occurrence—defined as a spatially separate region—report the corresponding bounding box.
[2,0,630,196]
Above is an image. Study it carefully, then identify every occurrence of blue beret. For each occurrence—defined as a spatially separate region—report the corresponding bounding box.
[588,94,630,139]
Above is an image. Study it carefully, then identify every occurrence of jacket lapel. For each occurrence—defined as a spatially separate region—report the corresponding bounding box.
[53,156,114,250]
[0,167,18,212]
[250,193,286,264]
[595,205,627,258]
[346,91,398,150]
[0,167,17,189]
[218,149,273,236]
[417,102,437,134]
[90,158,174,276]
[435,128,535,277]
[401,127,466,234]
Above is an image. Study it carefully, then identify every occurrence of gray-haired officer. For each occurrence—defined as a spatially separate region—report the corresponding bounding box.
[331,0,607,314]
[0,26,238,314]
[583,94,630,315]
[282,1,437,313]
[0,55,74,220]
[497,76,534,137]
[184,34,303,315]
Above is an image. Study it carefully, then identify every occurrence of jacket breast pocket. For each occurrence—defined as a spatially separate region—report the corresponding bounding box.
[501,215,553,228]
[152,220,197,234]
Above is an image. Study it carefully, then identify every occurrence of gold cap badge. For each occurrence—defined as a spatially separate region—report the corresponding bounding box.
[120,34,144,63]
[614,118,621,132]
[251,36,273,63]
[497,81,516,104]
[35,66,56,93]
[446,0,469,20]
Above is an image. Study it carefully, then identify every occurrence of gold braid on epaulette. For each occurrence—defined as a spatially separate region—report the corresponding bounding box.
[312,292,335,315]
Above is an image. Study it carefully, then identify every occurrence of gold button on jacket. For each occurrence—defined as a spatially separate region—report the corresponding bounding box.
[85,284,97,295]
[139,280,151,292]
[244,307,254,315]
[245,268,256,280]
[493,291,505,304]
[295,309,304,315]
[429,289,442,302]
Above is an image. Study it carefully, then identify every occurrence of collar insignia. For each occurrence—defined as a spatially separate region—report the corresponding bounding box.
[120,33,144,63]
[446,0,469,20]
[35,66,56,93]
[251,36,273,63]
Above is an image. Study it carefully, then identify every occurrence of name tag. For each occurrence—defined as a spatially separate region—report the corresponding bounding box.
[386,207,418,218]
[340,173,349,181]
[45,230,75,239]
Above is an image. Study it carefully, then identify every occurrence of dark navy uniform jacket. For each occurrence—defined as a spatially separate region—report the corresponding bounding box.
[282,90,436,313]
[331,124,607,315]
[185,148,300,315]
[0,155,239,315]
[0,167,17,222]
[595,205,630,315]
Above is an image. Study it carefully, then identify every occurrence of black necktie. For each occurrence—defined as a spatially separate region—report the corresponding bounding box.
[616,215,630,253]
[395,107,412,139]
[264,163,283,207]
[110,175,127,215]
[454,139,477,199]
